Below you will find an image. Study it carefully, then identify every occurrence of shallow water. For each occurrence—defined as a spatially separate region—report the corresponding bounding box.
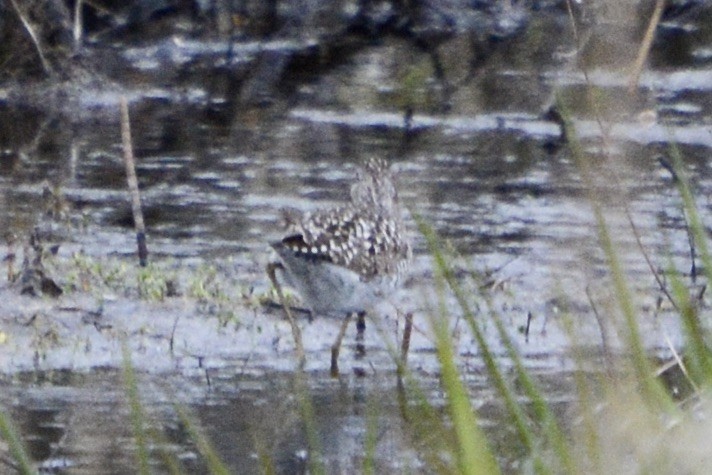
[1,4,712,473]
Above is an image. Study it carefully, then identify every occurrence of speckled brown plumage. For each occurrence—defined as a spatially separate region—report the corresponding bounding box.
[271,157,411,316]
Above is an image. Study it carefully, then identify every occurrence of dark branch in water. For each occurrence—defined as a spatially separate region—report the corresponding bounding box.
[658,156,679,183]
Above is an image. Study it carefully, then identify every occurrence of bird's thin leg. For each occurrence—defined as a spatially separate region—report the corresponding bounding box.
[355,311,366,359]
[401,312,413,365]
[331,313,353,377]
[267,262,305,370]
[397,312,413,385]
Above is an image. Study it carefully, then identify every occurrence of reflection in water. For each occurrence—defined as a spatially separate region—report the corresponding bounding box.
[4,369,511,473]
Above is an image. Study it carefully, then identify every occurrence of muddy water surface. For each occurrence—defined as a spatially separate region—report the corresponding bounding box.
[1,6,712,473]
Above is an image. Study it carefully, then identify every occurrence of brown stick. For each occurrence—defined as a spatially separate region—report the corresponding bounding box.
[73,0,84,46]
[8,0,53,76]
[628,0,666,94]
[397,312,413,389]
[120,97,148,267]
[331,313,353,377]
[400,312,413,366]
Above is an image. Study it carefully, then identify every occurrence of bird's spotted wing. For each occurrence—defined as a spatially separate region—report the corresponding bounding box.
[280,206,408,279]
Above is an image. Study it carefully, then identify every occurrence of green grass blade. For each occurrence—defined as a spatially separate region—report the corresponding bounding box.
[397,365,464,472]
[667,144,712,290]
[439,252,565,473]
[148,423,185,475]
[668,267,712,384]
[0,408,36,474]
[362,396,378,475]
[555,94,674,410]
[174,406,230,475]
[559,309,607,475]
[666,144,712,380]
[122,343,151,475]
[489,313,575,474]
[417,218,539,463]
[419,217,505,473]
[430,261,500,475]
